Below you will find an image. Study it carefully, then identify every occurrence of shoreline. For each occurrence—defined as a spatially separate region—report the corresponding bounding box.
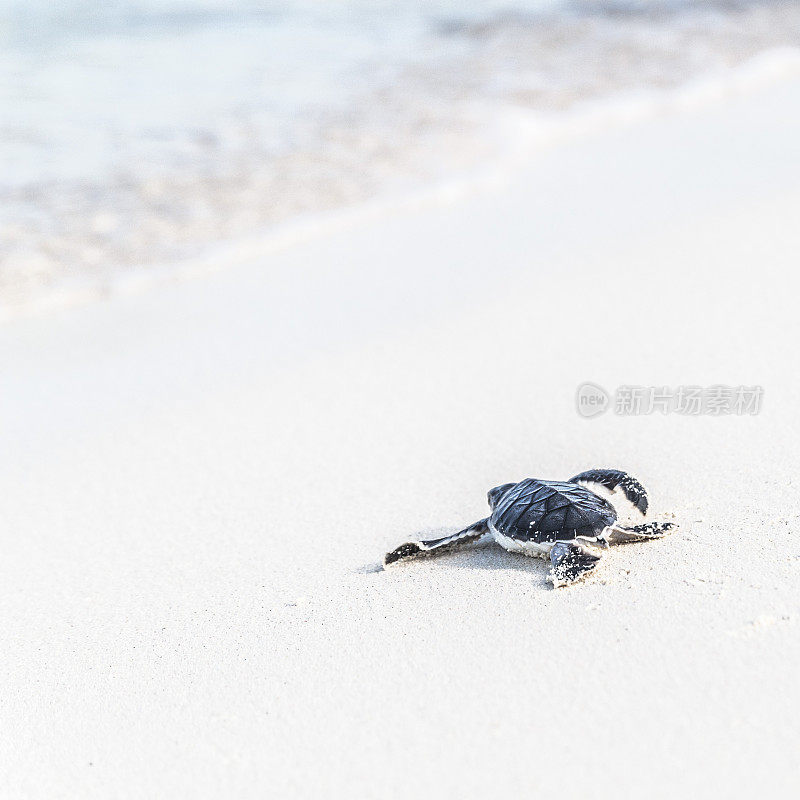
[4,45,800,324]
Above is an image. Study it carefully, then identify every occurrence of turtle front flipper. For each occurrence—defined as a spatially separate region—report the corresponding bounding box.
[568,468,648,516]
[384,518,489,566]
[549,540,604,588]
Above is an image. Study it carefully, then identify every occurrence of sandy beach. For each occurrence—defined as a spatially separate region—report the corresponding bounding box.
[2,66,800,798]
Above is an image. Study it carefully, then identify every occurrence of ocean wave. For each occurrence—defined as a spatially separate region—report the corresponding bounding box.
[2,0,800,313]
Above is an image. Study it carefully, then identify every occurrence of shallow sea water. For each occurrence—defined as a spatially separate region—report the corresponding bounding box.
[2,1,800,307]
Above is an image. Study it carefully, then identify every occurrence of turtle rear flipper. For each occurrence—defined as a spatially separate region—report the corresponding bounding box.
[549,540,603,588]
[384,518,489,566]
[607,521,676,544]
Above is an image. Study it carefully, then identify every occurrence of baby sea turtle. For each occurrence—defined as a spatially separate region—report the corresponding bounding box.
[385,468,675,587]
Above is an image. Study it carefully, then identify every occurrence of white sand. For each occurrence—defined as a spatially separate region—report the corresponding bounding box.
[2,75,800,799]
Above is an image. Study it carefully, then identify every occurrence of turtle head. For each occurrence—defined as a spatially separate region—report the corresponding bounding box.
[487,482,516,510]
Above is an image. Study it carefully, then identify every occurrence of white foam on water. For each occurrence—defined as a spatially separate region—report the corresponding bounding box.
[2,1,800,316]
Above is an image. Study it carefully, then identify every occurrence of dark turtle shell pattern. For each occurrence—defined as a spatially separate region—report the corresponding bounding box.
[490,479,617,544]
